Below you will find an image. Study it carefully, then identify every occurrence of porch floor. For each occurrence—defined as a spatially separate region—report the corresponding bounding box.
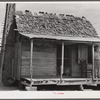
[21,77,98,86]
[23,77,91,80]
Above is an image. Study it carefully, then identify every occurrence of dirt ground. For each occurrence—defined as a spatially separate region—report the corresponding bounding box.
[0,83,21,91]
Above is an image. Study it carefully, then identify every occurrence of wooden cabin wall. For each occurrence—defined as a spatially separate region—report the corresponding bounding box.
[13,41,21,80]
[2,22,16,81]
[21,39,56,78]
[21,41,92,79]
[1,3,17,82]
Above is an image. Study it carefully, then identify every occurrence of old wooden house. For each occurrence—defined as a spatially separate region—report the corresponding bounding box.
[1,3,100,88]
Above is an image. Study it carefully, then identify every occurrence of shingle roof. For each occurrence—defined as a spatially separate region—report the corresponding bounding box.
[15,11,99,40]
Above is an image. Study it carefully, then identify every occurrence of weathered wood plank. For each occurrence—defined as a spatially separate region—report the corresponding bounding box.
[21,65,56,69]
[21,60,56,66]
[21,67,56,72]
[21,70,56,76]
[22,51,56,57]
[22,58,56,62]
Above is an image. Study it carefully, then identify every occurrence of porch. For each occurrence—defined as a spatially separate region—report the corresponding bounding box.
[20,37,98,86]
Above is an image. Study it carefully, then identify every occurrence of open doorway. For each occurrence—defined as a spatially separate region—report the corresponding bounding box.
[57,44,71,77]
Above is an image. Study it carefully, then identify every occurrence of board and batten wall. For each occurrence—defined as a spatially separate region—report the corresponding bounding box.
[21,40,57,78]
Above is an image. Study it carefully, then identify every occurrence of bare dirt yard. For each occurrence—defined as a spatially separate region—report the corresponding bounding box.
[0,83,21,91]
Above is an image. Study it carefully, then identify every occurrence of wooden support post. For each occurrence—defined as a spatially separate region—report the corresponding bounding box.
[60,42,64,82]
[30,39,33,88]
[92,44,94,80]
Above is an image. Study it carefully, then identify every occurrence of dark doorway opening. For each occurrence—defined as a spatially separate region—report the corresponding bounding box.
[88,46,92,64]
[63,45,71,77]
[57,44,62,76]
[57,44,71,77]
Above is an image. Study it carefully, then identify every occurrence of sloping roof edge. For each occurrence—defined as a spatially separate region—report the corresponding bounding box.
[19,32,100,43]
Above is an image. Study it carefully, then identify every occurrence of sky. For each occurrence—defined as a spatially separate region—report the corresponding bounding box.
[0,2,100,38]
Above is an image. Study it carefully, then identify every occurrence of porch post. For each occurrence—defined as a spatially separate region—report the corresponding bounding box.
[60,42,64,82]
[30,39,33,87]
[92,44,94,80]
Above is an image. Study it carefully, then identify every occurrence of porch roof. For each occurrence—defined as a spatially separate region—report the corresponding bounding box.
[15,10,100,42]
[19,33,100,42]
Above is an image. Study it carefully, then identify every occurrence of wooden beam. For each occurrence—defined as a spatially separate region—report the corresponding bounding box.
[92,44,94,80]
[60,42,64,82]
[30,39,33,87]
